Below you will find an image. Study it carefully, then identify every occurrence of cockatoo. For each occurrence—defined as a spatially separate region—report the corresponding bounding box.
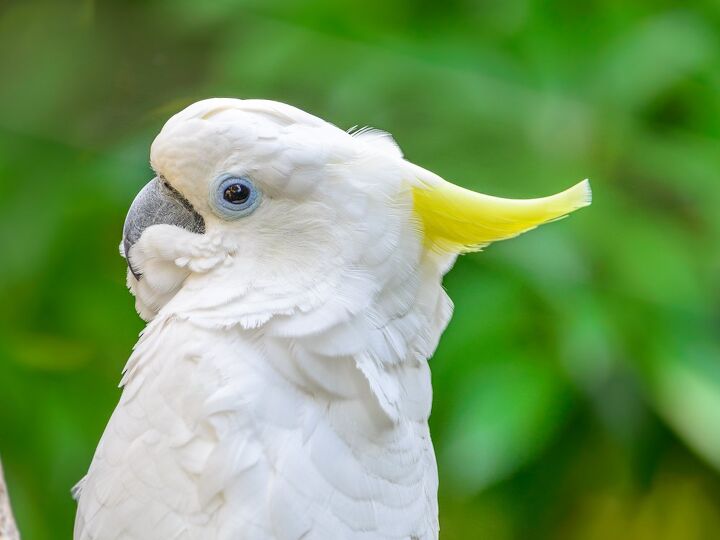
[74,98,590,540]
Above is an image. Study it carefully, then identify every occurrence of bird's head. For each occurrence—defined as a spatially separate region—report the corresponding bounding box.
[122,98,590,323]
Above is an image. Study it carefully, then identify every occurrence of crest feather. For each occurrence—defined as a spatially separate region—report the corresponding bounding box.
[350,126,404,158]
[411,166,591,253]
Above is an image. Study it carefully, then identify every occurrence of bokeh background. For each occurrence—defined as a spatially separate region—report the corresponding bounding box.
[1,0,719,538]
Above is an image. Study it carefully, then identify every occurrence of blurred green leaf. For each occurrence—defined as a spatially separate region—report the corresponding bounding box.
[594,12,716,110]
[441,356,570,493]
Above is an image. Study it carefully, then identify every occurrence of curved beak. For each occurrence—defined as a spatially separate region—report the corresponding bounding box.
[121,177,205,280]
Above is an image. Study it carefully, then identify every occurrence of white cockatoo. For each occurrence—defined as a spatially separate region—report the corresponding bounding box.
[74,98,591,540]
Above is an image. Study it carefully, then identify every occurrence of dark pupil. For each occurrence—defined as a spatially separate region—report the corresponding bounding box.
[223,183,250,204]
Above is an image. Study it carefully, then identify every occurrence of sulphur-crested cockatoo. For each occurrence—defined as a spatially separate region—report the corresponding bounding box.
[74,98,590,540]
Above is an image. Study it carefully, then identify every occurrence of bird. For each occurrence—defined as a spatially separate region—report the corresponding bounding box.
[74,98,591,540]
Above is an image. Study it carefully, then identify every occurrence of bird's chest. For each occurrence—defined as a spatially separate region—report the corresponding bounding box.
[77,323,438,539]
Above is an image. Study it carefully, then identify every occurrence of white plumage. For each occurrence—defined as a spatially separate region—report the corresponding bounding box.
[74,98,589,540]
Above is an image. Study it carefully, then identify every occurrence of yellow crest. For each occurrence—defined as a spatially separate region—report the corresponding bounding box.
[411,166,591,253]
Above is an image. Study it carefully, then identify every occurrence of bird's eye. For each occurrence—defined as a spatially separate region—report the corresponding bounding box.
[211,176,261,219]
[224,183,251,204]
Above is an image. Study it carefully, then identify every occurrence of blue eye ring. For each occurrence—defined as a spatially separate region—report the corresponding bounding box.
[211,175,261,220]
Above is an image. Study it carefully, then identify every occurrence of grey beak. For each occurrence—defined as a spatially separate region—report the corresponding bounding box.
[122,177,205,280]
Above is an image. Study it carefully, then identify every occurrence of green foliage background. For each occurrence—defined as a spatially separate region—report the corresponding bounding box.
[1,0,719,538]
